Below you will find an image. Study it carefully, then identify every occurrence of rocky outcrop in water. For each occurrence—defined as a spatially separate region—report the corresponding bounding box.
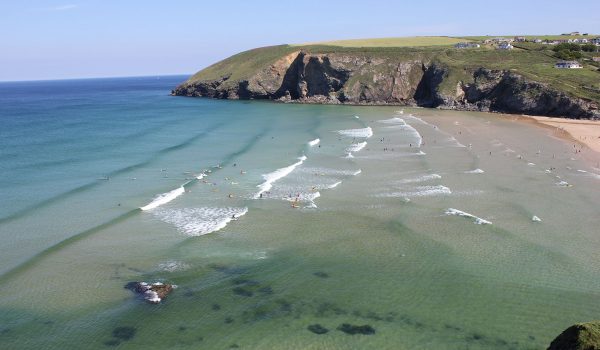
[125,281,174,304]
[548,321,600,350]
[172,50,599,119]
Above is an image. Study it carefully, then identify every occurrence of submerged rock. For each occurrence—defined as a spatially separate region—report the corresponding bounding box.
[548,321,600,350]
[313,271,329,278]
[337,323,376,335]
[308,324,329,334]
[112,326,136,341]
[125,281,174,304]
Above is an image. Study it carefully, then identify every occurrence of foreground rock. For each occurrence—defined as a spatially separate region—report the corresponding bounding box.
[548,321,600,350]
[125,282,174,304]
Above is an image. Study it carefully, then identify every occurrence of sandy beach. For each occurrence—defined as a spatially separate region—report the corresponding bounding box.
[529,116,600,154]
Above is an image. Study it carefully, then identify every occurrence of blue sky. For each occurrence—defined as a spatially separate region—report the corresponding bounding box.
[1,0,599,81]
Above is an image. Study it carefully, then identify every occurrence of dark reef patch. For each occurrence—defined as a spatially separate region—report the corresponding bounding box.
[232,286,253,297]
[337,323,376,335]
[308,324,329,334]
[313,271,329,278]
[112,326,136,341]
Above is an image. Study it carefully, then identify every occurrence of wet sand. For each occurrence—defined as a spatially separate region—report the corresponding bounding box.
[516,115,600,168]
[528,116,600,154]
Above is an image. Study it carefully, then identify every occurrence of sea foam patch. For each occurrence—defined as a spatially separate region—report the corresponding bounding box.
[336,127,373,138]
[445,208,492,225]
[154,207,248,236]
[396,173,442,184]
[158,260,190,272]
[346,141,367,153]
[379,185,452,198]
[308,138,320,147]
[378,117,407,125]
[465,169,485,174]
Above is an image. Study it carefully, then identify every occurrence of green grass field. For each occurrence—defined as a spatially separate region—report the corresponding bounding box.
[293,36,470,47]
[460,35,599,41]
[186,36,600,102]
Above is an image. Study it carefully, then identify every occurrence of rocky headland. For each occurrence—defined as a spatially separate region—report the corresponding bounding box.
[173,45,600,119]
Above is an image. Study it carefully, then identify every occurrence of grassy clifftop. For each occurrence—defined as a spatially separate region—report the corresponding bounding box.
[177,36,599,118]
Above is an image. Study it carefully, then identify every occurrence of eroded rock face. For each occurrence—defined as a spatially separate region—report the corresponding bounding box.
[172,52,599,119]
[125,282,174,304]
[548,321,600,350]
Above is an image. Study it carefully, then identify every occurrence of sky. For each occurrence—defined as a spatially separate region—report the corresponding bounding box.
[1,0,599,81]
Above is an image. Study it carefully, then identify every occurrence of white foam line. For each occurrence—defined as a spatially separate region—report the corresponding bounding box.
[380,185,451,198]
[196,172,207,180]
[397,174,442,184]
[445,208,492,225]
[336,127,373,138]
[353,169,362,176]
[141,186,185,211]
[378,117,407,125]
[254,156,307,199]
[347,141,367,153]
[327,181,342,189]
[403,121,423,147]
[577,170,600,179]
[465,169,485,174]
[308,138,320,147]
[154,207,248,236]
[532,215,542,222]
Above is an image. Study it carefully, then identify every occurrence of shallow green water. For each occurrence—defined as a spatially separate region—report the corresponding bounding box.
[1,78,600,349]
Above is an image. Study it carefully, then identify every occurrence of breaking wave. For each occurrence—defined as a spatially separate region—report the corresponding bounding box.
[153,207,248,236]
[140,187,185,211]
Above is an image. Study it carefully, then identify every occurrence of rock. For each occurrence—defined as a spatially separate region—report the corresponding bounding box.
[307,324,329,334]
[232,286,253,297]
[548,321,600,350]
[337,323,376,335]
[172,50,599,120]
[112,326,136,341]
[125,281,174,304]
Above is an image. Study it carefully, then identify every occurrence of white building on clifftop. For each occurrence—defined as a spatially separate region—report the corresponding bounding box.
[555,61,582,69]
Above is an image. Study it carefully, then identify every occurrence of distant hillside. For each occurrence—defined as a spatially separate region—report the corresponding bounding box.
[173,36,600,119]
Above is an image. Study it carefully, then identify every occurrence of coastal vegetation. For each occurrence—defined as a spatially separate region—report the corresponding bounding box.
[175,35,600,119]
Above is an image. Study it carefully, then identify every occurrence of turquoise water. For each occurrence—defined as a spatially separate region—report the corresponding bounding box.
[1,77,600,349]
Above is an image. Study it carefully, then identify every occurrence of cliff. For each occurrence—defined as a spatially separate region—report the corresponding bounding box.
[172,44,600,119]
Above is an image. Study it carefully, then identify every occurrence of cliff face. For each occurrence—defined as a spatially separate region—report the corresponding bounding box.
[172,51,599,119]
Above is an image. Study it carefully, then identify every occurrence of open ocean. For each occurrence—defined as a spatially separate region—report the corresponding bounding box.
[1,76,600,349]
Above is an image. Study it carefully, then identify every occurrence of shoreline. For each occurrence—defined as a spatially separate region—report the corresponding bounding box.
[521,115,600,167]
[526,115,600,153]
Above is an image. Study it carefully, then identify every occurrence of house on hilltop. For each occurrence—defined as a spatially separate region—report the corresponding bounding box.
[514,36,526,42]
[497,42,514,50]
[591,37,600,45]
[555,61,582,69]
[592,57,600,62]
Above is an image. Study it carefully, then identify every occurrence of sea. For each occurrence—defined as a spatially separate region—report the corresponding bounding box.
[1,75,599,349]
